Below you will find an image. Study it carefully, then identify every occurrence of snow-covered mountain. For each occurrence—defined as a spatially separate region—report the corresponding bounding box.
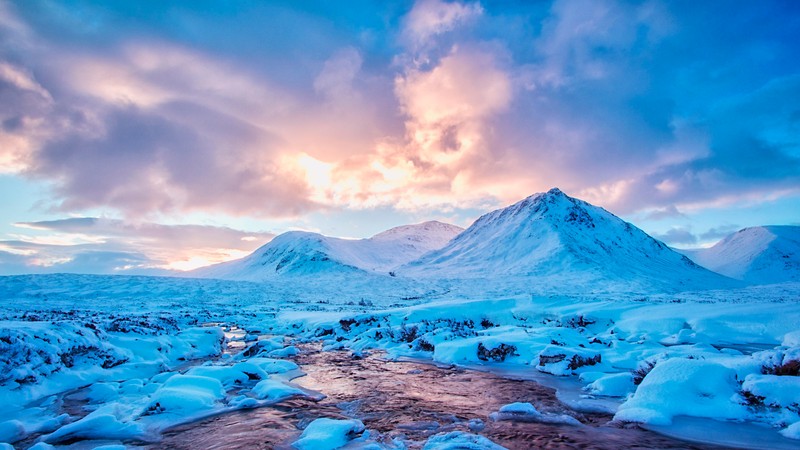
[680,226,800,284]
[192,221,463,281]
[400,188,734,290]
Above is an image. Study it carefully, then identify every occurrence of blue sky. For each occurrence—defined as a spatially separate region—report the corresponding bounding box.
[0,0,798,274]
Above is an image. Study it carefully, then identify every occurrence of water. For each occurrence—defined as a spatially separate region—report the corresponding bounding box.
[152,344,732,449]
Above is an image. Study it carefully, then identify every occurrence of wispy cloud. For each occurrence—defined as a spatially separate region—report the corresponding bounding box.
[2,218,274,274]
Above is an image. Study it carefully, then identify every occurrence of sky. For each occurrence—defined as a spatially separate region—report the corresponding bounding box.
[0,0,799,275]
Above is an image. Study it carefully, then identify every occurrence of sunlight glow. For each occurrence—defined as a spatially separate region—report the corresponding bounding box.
[166,249,251,271]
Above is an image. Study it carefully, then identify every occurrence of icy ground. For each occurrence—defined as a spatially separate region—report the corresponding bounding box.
[1,274,799,449]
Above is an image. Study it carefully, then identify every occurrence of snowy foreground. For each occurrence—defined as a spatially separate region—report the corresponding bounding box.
[1,274,799,449]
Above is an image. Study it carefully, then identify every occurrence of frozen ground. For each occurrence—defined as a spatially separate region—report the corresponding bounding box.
[0,273,799,449]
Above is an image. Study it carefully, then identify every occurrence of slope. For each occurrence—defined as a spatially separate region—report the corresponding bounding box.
[681,226,800,284]
[400,188,734,291]
[192,221,463,281]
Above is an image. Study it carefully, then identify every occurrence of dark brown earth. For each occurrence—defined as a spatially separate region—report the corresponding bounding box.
[152,344,734,450]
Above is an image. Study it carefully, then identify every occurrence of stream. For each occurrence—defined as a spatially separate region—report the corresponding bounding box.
[151,344,732,449]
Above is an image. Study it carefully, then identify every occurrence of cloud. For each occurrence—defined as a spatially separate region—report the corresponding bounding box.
[0,0,798,236]
[533,0,673,87]
[642,205,686,221]
[652,227,697,247]
[0,36,322,217]
[403,0,483,49]
[1,218,275,274]
[314,47,363,101]
[316,44,514,212]
[700,225,740,242]
[396,47,511,126]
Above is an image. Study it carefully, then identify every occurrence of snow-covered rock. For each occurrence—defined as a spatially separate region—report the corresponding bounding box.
[423,431,507,449]
[401,188,734,291]
[489,402,580,425]
[251,379,306,401]
[680,226,800,284]
[584,372,635,397]
[192,221,463,280]
[292,418,366,450]
[615,358,748,425]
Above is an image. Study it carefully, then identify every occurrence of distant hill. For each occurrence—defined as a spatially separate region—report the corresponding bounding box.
[680,226,800,284]
[191,221,463,281]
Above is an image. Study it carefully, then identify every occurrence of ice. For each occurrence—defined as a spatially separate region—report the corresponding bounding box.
[497,402,539,415]
[0,420,25,443]
[489,402,580,425]
[184,364,260,386]
[86,382,121,404]
[28,443,55,450]
[268,345,298,357]
[42,406,145,443]
[245,357,299,374]
[422,431,507,449]
[292,418,366,450]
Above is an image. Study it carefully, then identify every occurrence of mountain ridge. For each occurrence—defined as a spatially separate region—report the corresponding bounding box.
[190,221,464,281]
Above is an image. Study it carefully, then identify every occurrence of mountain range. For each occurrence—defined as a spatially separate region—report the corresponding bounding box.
[192,188,797,290]
[192,220,463,281]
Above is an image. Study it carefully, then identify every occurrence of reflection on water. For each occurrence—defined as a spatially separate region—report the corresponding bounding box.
[152,344,731,449]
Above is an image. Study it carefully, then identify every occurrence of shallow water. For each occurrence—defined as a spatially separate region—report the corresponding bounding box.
[152,344,731,449]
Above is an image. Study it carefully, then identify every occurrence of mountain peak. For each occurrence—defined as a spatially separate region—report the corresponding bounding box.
[495,188,596,231]
[401,189,732,291]
[684,225,799,284]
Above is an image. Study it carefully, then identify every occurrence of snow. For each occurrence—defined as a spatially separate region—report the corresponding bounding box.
[681,225,800,284]
[614,358,748,425]
[251,378,306,401]
[193,220,463,280]
[148,374,226,413]
[27,444,55,450]
[0,189,798,448]
[292,417,366,450]
[782,421,800,439]
[0,420,25,443]
[42,406,145,443]
[498,402,539,415]
[422,431,507,449]
[400,188,735,292]
[584,372,635,397]
[741,374,800,409]
[489,402,580,425]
